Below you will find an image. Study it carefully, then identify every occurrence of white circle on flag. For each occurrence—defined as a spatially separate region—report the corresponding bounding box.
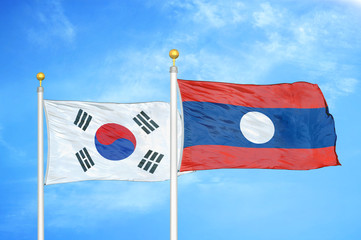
[240,111,275,144]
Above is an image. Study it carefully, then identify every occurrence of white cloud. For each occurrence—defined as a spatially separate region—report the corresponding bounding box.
[253,2,283,28]
[337,78,358,93]
[95,47,171,103]
[54,1,360,107]
[179,173,300,224]
[192,0,245,27]
[27,0,75,45]
[0,208,36,236]
[164,0,246,28]
[246,3,361,87]
[0,189,37,236]
[178,173,202,187]
[0,180,168,232]
[45,181,169,228]
[320,78,359,107]
[0,126,26,158]
[333,0,361,7]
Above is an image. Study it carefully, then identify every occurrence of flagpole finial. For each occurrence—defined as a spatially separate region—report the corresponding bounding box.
[36,72,45,87]
[169,49,179,66]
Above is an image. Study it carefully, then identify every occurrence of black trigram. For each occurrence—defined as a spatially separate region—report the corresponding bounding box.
[138,150,164,174]
[74,109,92,131]
[75,148,95,172]
[133,111,159,134]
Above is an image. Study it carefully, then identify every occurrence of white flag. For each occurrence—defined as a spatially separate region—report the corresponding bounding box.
[44,100,183,185]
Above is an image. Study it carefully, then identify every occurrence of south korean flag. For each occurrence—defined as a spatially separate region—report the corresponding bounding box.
[44,100,183,185]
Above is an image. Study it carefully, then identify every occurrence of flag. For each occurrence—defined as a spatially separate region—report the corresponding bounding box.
[177,79,340,172]
[44,100,182,184]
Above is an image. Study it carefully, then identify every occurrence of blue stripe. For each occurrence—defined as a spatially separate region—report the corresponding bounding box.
[183,101,336,149]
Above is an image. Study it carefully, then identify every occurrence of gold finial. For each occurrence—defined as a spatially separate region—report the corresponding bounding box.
[36,72,45,87]
[169,49,179,66]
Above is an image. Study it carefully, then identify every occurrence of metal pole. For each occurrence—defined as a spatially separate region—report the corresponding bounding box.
[37,73,45,240]
[169,50,179,240]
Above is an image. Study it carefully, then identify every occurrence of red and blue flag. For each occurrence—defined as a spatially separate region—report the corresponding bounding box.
[178,79,340,172]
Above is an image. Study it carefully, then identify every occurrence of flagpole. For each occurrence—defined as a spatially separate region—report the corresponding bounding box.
[169,49,179,240]
[37,72,45,240]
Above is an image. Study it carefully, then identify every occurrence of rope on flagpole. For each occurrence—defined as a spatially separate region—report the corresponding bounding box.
[37,72,45,240]
[169,49,179,240]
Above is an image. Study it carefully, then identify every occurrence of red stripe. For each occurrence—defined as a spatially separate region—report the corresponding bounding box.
[178,79,327,109]
[96,123,136,146]
[180,145,340,171]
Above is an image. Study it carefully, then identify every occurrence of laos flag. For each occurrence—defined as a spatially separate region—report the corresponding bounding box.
[178,79,340,172]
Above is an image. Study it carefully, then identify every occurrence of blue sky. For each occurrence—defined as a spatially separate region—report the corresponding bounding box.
[1,0,361,239]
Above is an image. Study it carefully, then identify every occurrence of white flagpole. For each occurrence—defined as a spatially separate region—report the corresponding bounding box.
[37,72,45,240]
[169,49,179,240]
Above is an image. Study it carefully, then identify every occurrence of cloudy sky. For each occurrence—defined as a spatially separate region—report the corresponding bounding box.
[1,0,361,239]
